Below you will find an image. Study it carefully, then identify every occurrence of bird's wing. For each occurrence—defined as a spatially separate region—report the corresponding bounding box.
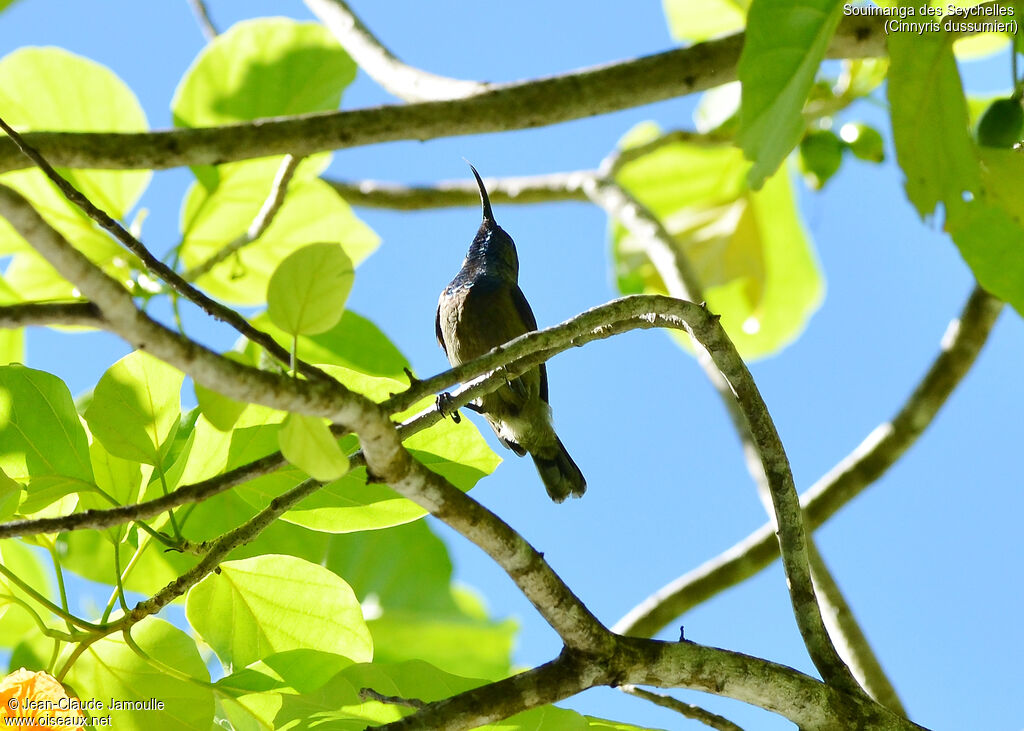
[510,284,549,404]
[435,298,448,357]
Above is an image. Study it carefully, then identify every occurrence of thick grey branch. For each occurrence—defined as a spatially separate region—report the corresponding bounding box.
[378,639,923,731]
[0,16,885,173]
[614,285,1002,638]
[305,0,484,102]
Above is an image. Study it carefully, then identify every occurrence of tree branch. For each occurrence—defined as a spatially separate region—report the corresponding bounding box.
[583,175,858,693]
[304,0,485,102]
[587,172,903,699]
[0,302,102,328]
[0,451,285,540]
[326,171,592,209]
[614,285,1003,638]
[377,638,923,731]
[186,0,218,41]
[0,15,887,174]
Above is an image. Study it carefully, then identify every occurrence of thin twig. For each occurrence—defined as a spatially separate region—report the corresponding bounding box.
[359,688,427,709]
[0,115,334,384]
[183,154,301,281]
[186,0,218,41]
[304,0,484,102]
[614,285,1002,638]
[622,685,745,731]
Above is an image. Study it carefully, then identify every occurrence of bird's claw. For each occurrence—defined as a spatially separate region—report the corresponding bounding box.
[436,392,461,423]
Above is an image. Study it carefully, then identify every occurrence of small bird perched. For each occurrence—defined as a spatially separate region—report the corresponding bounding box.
[435,164,586,502]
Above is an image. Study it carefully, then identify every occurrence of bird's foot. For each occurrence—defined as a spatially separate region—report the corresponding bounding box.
[435,392,461,423]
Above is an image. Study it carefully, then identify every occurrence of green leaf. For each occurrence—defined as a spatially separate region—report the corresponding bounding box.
[946,149,1024,315]
[976,97,1024,148]
[278,413,350,481]
[0,47,150,219]
[194,352,252,432]
[65,617,214,730]
[186,554,373,672]
[799,129,844,189]
[368,609,515,681]
[0,277,22,365]
[333,661,482,726]
[324,520,458,614]
[58,529,188,596]
[887,10,979,219]
[267,243,354,336]
[0,365,93,510]
[79,439,147,543]
[251,309,410,380]
[613,125,823,359]
[840,122,885,163]
[737,0,844,188]
[0,539,51,638]
[172,18,355,128]
[0,468,19,520]
[234,366,500,533]
[179,173,378,306]
[84,351,184,465]
[663,0,748,42]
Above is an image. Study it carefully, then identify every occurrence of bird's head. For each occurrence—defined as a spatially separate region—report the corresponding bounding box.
[464,163,519,280]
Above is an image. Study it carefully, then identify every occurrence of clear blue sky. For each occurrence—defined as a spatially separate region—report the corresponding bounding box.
[2,2,1023,729]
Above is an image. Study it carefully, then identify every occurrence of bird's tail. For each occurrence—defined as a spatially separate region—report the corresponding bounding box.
[531,436,586,503]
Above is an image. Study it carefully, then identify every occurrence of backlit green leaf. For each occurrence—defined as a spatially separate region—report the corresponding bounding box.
[186,554,372,672]
[84,351,184,465]
[65,617,214,730]
[0,47,150,219]
[267,243,353,336]
[887,8,979,219]
[613,125,823,359]
[194,351,253,432]
[252,309,410,380]
[172,18,355,128]
[179,172,378,305]
[663,0,747,41]
[278,413,350,481]
[0,540,51,639]
[0,365,93,510]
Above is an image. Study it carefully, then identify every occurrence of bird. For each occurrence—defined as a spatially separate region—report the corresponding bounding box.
[435,164,586,502]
